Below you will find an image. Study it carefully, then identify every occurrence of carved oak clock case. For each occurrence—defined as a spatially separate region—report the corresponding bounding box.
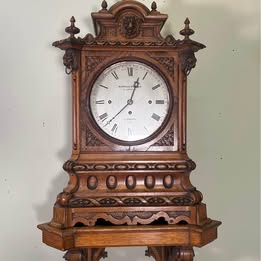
[38,1,221,260]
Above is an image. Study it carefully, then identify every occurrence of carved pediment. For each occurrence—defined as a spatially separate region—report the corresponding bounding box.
[92,0,168,42]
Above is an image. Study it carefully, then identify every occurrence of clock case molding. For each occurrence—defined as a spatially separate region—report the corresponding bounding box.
[39,0,220,239]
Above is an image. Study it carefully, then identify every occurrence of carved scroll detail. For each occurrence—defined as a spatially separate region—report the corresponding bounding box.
[68,196,194,207]
[86,127,105,146]
[153,125,174,146]
[86,56,107,78]
[72,210,191,226]
[81,33,205,51]
[151,56,175,78]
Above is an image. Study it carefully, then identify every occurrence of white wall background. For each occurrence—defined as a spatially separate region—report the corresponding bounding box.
[0,0,259,260]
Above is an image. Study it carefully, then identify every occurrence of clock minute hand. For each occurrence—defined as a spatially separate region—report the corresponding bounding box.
[104,102,129,127]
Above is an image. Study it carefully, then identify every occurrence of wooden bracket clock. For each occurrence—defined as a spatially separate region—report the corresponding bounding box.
[38,1,221,260]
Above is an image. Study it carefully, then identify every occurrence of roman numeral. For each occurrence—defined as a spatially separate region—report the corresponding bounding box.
[143,72,148,80]
[152,84,161,90]
[152,113,161,122]
[127,67,133,77]
[128,128,132,137]
[156,100,165,104]
[111,71,119,80]
[99,113,108,122]
[96,100,105,104]
[111,124,118,134]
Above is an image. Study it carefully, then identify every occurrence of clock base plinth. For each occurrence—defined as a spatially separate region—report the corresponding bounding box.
[38,220,221,261]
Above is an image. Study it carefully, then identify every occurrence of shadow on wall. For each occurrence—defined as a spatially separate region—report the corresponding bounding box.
[34,75,72,224]
[34,0,260,261]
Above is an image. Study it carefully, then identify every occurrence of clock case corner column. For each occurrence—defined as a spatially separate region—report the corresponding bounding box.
[51,41,83,159]
[177,48,200,154]
[50,35,84,227]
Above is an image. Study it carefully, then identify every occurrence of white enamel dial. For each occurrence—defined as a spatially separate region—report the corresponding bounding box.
[89,61,170,143]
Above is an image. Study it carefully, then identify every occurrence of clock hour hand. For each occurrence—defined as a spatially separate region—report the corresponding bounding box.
[105,78,140,127]
[129,78,140,101]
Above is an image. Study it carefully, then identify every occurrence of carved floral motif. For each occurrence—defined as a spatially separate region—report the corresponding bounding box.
[86,56,107,78]
[151,56,175,78]
[153,125,174,146]
[86,126,105,146]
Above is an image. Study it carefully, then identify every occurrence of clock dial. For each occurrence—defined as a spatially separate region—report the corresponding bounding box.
[89,61,170,143]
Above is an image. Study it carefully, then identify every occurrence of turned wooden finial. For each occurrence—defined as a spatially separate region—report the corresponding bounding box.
[151,1,157,11]
[180,17,195,39]
[101,0,108,10]
[65,16,80,38]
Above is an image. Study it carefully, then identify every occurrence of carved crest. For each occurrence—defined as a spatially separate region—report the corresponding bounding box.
[91,0,168,42]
